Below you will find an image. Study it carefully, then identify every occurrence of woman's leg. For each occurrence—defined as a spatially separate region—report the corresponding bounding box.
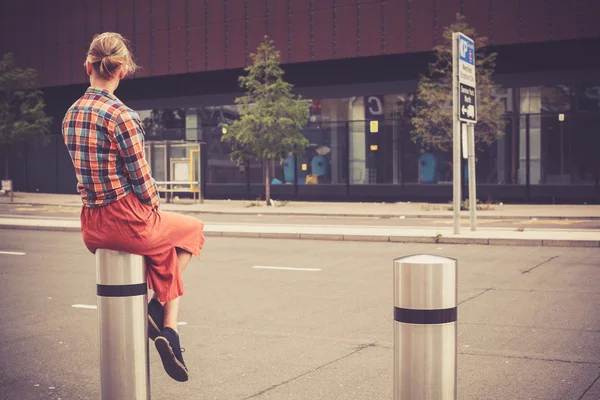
[154,248,192,331]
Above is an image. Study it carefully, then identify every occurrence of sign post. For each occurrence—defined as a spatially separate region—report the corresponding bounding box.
[468,124,476,230]
[453,32,478,233]
[452,33,461,235]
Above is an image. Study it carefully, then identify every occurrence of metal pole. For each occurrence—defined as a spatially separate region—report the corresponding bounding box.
[452,33,461,235]
[525,115,531,201]
[346,122,351,197]
[393,116,399,185]
[559,119,564,175]
[197,143,204,204]
[96,249,150,400]
[468,123,477,231]
[394,254,458,400]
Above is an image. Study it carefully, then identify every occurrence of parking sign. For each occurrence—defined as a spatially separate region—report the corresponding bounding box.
[457,34,477,123]
[458,34,476,88]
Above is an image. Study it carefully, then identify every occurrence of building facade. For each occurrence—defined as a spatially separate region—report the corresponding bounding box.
[1,0,599,203]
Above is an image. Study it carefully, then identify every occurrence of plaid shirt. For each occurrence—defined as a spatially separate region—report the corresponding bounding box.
[62,87,160,209]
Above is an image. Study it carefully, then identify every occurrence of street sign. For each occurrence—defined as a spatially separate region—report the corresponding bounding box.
[459,83,477,123]
[452,32,478,234]
[458,34,476,88]
[457,33,477,123]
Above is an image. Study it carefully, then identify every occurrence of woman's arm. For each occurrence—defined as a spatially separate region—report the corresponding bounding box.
[113,109,161,210]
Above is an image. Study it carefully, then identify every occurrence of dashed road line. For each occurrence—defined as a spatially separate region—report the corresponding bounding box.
[253,266,321,272]
[0,250,26,256]
[71,304,97,310]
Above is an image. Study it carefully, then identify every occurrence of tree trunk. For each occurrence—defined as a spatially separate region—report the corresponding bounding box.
[265,158,271,205]
[3,147,9,181]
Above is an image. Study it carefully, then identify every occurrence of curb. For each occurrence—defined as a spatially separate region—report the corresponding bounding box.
[175,209,600,221]
[2,224,598,248]
[2,200,599,221]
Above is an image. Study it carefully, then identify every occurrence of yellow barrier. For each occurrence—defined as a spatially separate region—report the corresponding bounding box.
[189,149,200,193]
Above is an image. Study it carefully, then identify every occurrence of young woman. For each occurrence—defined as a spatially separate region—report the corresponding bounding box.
[62,32,204,382]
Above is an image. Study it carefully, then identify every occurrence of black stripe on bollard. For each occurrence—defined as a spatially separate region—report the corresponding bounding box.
[394,306,457,324]
[97,283,147,297]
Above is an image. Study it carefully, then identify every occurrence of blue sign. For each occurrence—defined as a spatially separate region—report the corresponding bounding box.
[459,34,475,66]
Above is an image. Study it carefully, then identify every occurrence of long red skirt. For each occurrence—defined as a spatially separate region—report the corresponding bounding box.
[80,192,205,302]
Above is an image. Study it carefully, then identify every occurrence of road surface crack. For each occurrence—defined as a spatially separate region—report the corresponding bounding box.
[521,256,559,274]
[459,288,493,305]
[460,351,600,366]
[241,342,378,399]
[577,372,600,400]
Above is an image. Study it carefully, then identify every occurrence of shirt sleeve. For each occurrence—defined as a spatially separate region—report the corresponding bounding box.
[113,109,160,210]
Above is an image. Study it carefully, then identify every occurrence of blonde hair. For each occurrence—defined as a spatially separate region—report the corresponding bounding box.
[85,32,138,80]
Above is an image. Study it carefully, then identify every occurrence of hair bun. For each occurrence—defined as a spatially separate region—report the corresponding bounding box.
[100,54,122,78]
[86,32,138,80]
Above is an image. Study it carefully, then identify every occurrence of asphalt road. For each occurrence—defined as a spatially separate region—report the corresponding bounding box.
[1,230,600,399]
[1,203,600,230]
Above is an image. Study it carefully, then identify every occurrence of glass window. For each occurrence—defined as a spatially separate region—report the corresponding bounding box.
[571,113,599,184]
[520,86,571,114]
[295,122,348,185]
[138,109,186,140]
[577,84,600,111]
[477,116,514,184]
[321,98,351,122]
[492,87,513,114]
[541,85,571,112]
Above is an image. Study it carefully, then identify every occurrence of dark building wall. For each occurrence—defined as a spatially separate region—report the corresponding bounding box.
[1,0,600,89]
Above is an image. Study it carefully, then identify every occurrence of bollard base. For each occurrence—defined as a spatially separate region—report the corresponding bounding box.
[394,322,457,399]
[96,250,151,400]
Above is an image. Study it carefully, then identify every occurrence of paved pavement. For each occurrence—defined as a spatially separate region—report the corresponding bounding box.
[2,192,600,248]
[3,203,600,230]
[2,214,600,248]
[2,191,600,220]
[1,230,599,399]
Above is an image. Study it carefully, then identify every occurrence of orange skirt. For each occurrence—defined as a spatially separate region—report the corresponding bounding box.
[80,192,205,302]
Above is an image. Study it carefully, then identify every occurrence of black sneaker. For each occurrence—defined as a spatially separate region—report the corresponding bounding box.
[148,299,164,341]
[155,327,189,382]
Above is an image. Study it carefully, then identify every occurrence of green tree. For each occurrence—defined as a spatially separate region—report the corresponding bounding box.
[221,36,310,204]
[411,14,504,151]
[0,53,52,180]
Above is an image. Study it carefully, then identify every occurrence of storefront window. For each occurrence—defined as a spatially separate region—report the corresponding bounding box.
[578,84,600,111]
[492,87,514,114]
[138,108,186,140]
[292,122,348,185]
[134,84,598,191]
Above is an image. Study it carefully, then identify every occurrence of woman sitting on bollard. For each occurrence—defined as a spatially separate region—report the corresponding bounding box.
[62,32,204,383]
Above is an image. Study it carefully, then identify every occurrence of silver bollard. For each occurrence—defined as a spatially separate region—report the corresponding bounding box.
[96,249,150,400]
[393,254,457,400]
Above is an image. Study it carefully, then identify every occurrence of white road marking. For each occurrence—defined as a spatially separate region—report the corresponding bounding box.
[177,322,188,326]
[0,214,78,220]
[71,304,97,310]
[252,266,321,272]
[0,250,26,256]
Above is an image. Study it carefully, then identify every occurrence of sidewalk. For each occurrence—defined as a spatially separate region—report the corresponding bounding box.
[2,215,599,248]
[2,191,600,220]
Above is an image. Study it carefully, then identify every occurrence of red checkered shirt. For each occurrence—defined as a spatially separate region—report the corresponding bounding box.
[62,87,160,209]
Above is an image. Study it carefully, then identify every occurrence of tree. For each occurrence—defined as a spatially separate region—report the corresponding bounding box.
[0,53,52,180]
[221,36,310,204]
[411,14,504,152]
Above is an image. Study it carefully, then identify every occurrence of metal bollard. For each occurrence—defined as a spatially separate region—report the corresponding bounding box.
[393,255,457,400]
[96,249,150,400]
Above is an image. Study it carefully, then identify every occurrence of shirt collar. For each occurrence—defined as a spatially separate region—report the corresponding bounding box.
[86,87,117,100]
